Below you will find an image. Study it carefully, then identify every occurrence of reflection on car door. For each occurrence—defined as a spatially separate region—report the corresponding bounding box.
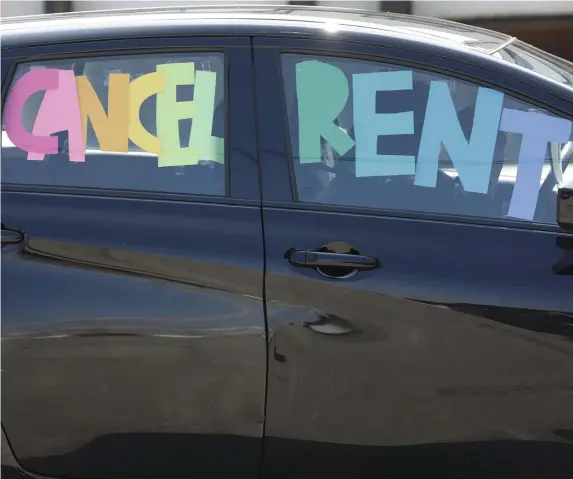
[1,37,265,479]
[254,37,573,478]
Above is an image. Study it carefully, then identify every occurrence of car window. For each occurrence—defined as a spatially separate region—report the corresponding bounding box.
[1,52,226,196]
[281,53,573,224]
[505,40,573,89]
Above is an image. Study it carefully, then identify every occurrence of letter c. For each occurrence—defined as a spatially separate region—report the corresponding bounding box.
[4,69,60,154]
[128,71,166,154]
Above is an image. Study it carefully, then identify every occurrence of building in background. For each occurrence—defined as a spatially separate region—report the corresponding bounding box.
[1,1,572,61]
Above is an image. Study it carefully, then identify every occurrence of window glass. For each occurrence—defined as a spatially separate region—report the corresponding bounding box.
[281,54,573,224]
[506,40,573,89]
[2,53,226,196]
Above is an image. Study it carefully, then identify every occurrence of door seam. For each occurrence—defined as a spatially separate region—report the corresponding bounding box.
[250,35,270,479]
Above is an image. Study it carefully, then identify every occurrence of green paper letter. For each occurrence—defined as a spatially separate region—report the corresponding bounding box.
[296,61,354,163]
[156,62,223,167]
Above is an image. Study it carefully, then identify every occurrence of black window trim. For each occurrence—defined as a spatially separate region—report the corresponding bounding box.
[273,45,573,234]
[262,200,569,235]
[1,43,235,202]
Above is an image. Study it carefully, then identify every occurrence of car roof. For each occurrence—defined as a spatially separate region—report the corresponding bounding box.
[2,3,572,106]
[0,3,510,53]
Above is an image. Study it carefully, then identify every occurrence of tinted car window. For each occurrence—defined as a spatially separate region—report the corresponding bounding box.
[281,54,573,224]
[2,53,226,196]
[505,40,573,89]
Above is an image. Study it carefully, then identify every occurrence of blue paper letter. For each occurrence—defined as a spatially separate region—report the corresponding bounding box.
[499,109,572,221]
[353,70,415,177]
[415,81,504,194]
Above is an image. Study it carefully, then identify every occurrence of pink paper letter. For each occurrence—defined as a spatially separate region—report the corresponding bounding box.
[28,69,85,162]
[4,69,59,154]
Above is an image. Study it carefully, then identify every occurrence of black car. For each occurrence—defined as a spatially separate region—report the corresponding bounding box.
[2,4,573,479]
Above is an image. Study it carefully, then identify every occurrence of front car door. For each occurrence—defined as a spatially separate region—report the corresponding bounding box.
[254,36,573,478]
[1,36,265,479]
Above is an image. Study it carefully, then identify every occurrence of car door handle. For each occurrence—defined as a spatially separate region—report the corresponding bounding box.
[287,249,379,271]
[1,227,24,245]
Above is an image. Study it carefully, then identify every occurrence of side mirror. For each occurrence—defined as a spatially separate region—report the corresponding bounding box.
[557,186,573,232]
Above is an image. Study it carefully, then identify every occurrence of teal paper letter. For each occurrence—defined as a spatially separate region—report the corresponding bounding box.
[296,61,354,163]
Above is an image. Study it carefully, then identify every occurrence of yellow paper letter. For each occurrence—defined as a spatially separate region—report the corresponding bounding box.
[128,71,165,154]
[76,73,130,152]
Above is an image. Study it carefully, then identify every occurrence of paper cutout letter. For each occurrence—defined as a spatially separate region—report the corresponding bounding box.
[353,70,414,177]
[156,62,222,167]
[4,69,60,154]
[189,70,224,164]
[499,109,572,221]
[28,69,85,162]
[128,71,166,154]
[296,61,354,163]
[156,62,197,167]
[415,82,504,193]
[76,73,130,152]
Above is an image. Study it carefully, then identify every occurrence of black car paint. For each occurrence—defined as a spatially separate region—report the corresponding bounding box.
[1,8,573,479]
[1,36,266,479]
[253,36,573,478]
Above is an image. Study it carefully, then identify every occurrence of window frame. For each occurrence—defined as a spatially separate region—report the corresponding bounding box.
[1,36,260,204]
[254,36,573,233]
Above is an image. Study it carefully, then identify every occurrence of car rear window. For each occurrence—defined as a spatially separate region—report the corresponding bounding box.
[1,52,227,197]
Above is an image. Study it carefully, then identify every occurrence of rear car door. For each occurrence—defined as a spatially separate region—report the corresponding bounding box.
[1,36,264,479]
[254,37,573,478]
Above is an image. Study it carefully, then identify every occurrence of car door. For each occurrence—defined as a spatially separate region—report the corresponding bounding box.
[1,36,265,479]
[254,37,573,478]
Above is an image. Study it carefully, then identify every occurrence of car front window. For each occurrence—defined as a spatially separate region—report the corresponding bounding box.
[280,53,573,225]
[500,39,573,89]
